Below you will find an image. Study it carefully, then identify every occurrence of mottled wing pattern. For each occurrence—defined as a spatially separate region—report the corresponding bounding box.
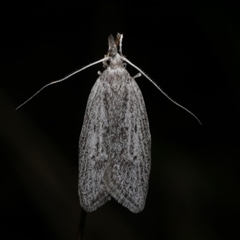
[102,68,151,213]
[79,67,151,213]
[78,75,112,212]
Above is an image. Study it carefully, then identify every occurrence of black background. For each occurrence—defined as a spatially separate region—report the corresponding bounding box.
[1,1,240,239]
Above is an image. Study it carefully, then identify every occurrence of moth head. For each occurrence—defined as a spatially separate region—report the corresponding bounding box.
[107,34,118,57]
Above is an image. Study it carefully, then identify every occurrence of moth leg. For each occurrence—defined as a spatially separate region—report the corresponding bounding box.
[133,73,142,79]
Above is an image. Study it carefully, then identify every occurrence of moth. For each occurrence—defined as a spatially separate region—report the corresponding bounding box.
[16,33,201,213]
[78,34,151,213]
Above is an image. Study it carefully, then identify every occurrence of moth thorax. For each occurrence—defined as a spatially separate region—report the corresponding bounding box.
[109,54,124,69]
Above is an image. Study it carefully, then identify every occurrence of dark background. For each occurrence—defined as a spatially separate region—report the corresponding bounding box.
[1,1,239,239]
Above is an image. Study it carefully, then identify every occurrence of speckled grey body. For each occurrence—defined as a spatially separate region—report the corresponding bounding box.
[78,35,151,213]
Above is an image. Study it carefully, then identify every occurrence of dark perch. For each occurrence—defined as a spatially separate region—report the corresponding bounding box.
[76,209,86,240]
